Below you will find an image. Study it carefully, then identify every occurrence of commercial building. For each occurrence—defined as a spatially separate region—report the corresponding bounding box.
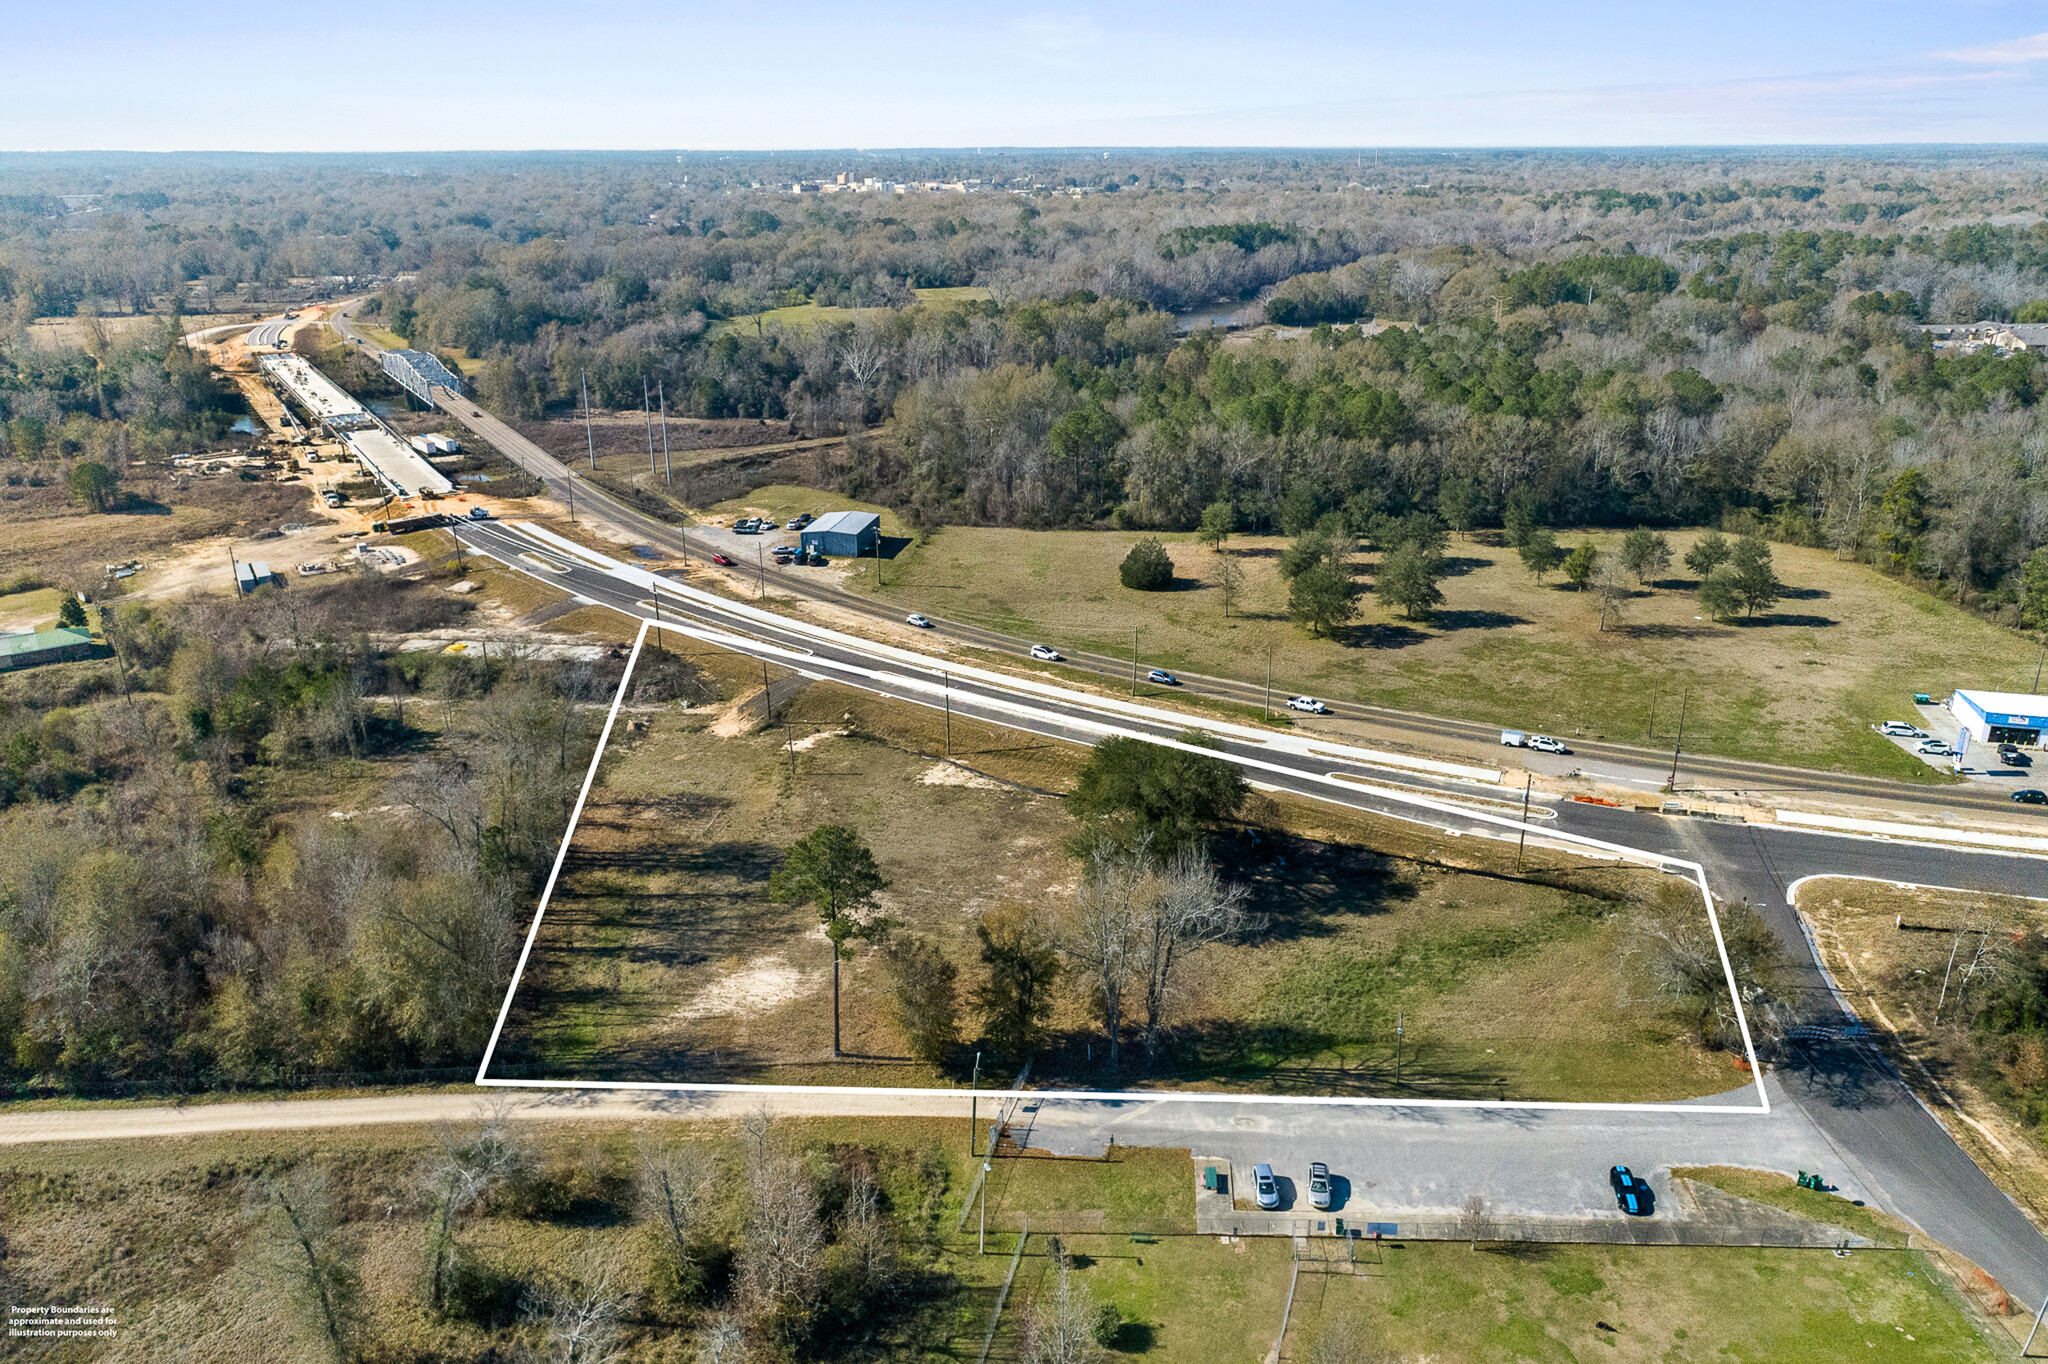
[0,627,98,671]
[1949,689,2048,748]
[800,511,881,559]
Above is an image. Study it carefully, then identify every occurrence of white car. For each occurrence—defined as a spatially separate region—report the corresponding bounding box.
[1916,739,1956,757]
[906,614,933,628]
[1146,669,1179,685]
[1528,735,1569,754]
[1029,644,1062,661]
[1879,721,1926,738]
[1287,696,1327,714]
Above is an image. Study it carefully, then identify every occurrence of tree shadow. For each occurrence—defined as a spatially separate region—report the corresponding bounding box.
[1427,609,1529,632]
[1779,584,1831,601]
[1745,613,1837,629]
[1348,622,1431,650]
[1435,555,1491,579]
[1622,622,1732,641]
[114,493,173,516]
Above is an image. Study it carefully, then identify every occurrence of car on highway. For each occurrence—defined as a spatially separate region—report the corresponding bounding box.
[709,553,736,567]
[1253,1163,1280,1210]
[1915,738,1956,757]
[1879,721,1926,737]
[1029,644,1062,662]
[1528,735,1569,754]
[1308,1162,1332,1211]
[906,614,933,628]
[2014,789,2048,805]
[1288,696,1328,714]
[1146,669,1179,686]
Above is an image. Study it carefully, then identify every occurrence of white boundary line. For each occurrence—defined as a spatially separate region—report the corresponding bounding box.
[474,617,650,1085]
[465,528,1768,1113]
[1785,873,2048,908]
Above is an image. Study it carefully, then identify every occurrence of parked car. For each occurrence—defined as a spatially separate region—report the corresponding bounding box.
[2014,789,2048,805]
[1289,696,1328,714]
[1610,1166,1650,1215]
[1999,745,2030,767]
[786,514,813,530]
[1308,1162,1332,1211]
[906,613,933,628]
[1879,721,1925,737]
[1029,644,1062,661]
[771,544,797,556]
[1608,1165,1634,1194]
[709,553,736,567]
[1499,729,1527,747]
[1147,669,1179,686]
[1915,739,1956,757]
[1253,1163,1280,1210]
[1528,735,1569,754]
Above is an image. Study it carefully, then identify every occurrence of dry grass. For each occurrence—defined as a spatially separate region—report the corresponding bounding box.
[498,657,1747,1103]
[1795,878,2048,1232]
[817,515,2030,779]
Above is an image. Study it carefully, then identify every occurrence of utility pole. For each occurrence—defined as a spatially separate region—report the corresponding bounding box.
[2023,1290,2048,1357]
[943,672,953,759]
[969,1051,981,1156]
[581,371,595,471]
[761,657,773,723]
[757,543,766,598]
[2033,636,2046,692]
[1131,628,1139,696]
[1647,690,1656,743]
[657,379,671,486]
[644,377,656,476]
[1394,1008,1403,1087]
[1515,772,1533,872]
[1265,645,1273,719]
[1667,688,1688,790]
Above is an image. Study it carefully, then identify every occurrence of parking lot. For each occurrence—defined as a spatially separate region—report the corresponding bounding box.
[1871,698,2037,783]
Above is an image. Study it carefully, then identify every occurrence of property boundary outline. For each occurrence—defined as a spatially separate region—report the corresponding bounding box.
[469,526,1769,1114]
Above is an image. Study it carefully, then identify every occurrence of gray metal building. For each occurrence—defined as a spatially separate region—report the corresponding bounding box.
[800,511,880,558]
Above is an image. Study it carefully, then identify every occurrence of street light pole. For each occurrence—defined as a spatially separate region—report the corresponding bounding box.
[658,380,671,486]
[581,371,595,472]
[969,1050,981,1156]
[1265,645,1273,719]
[1131,628,1139,696]
[1515,772,1533,872]
[1667,688,1688,790]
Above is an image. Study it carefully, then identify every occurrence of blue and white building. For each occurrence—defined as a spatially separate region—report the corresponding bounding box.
[1949,689,2048,748]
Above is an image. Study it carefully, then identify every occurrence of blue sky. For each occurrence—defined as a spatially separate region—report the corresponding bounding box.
[15,2,2048,149]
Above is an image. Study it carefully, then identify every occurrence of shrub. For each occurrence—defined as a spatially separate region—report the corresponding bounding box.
[1118,537,1173,591]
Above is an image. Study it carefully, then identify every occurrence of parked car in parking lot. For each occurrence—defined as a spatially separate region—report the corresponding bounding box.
[1879,721,1926,737]
[1915,739,1956,757]
[2014,789,2048,805]
[1308,1162,1332,1210]
[1146,669,1178,685]
[906,614,932,628]
[1609,1165,1651,1215]
[1999,744,2030,767]
[1029,644,1062,661]
[1253,1163,1280,1210]
[1528,735,1569,754]
[1288,696,1327,714]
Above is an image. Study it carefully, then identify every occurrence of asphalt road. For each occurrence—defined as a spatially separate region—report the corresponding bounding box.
[298,308,2048,1301]
[445,517,2048,1305]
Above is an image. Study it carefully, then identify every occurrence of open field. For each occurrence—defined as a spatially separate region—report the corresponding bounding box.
[732,510,2034,781]
[1795,878,2048,1235]
[709,285,991,338]
[0,1118,1999,1364]
[498,650,1744,1101]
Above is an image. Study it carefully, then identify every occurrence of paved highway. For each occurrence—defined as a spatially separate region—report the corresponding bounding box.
[330,306,2048,1303]
[450,517,2048,1304]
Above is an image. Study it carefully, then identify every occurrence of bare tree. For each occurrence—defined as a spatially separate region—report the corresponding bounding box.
[1134,845,1255,1056]
[521,1244,639,1364]
[735,1121,825,1341]
[250,1166,360,1364]
[635,1137,717,1272]
[1063,841,1148,1070]
[1619,886,1788,1052]
[1592,556,1631,633]
[1300,1308,1397,1364]
[1024,1244,1103,1364]
[419,1100,532,1313]
[1457,1194,1494,1251]
[696,1314,748,1364]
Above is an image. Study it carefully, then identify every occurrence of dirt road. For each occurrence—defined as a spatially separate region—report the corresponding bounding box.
[0,1087,981,1146]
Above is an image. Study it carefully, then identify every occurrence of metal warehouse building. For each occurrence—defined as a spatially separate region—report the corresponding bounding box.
[800,511,880,559]
[1949,689,2048,748]
[0,627,97,672]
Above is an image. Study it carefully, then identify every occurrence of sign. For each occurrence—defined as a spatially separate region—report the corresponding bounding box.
[1366,1221,1399,1237]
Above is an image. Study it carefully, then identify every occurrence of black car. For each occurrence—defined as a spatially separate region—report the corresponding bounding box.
[1609,1165,1651,1215]
[2015,789,2048,805]
[1608,1164,1634,1194]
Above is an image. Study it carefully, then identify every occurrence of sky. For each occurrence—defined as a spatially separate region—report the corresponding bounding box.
[17,2,2048,149]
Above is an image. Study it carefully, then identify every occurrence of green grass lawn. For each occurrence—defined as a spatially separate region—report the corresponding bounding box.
[0,584,64,631]
[739,507,2028,780]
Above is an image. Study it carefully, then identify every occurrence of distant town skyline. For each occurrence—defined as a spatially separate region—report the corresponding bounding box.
[15,2,2048,150]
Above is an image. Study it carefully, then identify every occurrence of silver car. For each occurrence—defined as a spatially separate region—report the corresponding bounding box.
[1308,1162,1332,1210]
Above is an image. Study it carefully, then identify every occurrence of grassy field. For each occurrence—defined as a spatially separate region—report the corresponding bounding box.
[0,584,65,631]
[0,1119,2004,1364]
[499,652,1745,1102]
[698,504,2031,780]
[709,286,990,338]
[1794,878,2048,1234]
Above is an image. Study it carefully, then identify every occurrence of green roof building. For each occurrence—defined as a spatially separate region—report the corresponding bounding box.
[0,627,99,671]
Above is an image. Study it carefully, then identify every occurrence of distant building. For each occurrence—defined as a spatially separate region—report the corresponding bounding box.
[801,511,881,559]
[0,627,98,671]
[1949,690,2048,748]
[235,561,278,594]
[1916,322,2048,355]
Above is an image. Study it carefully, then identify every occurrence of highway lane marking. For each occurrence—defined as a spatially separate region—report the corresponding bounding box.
[464,527,1769,1113]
